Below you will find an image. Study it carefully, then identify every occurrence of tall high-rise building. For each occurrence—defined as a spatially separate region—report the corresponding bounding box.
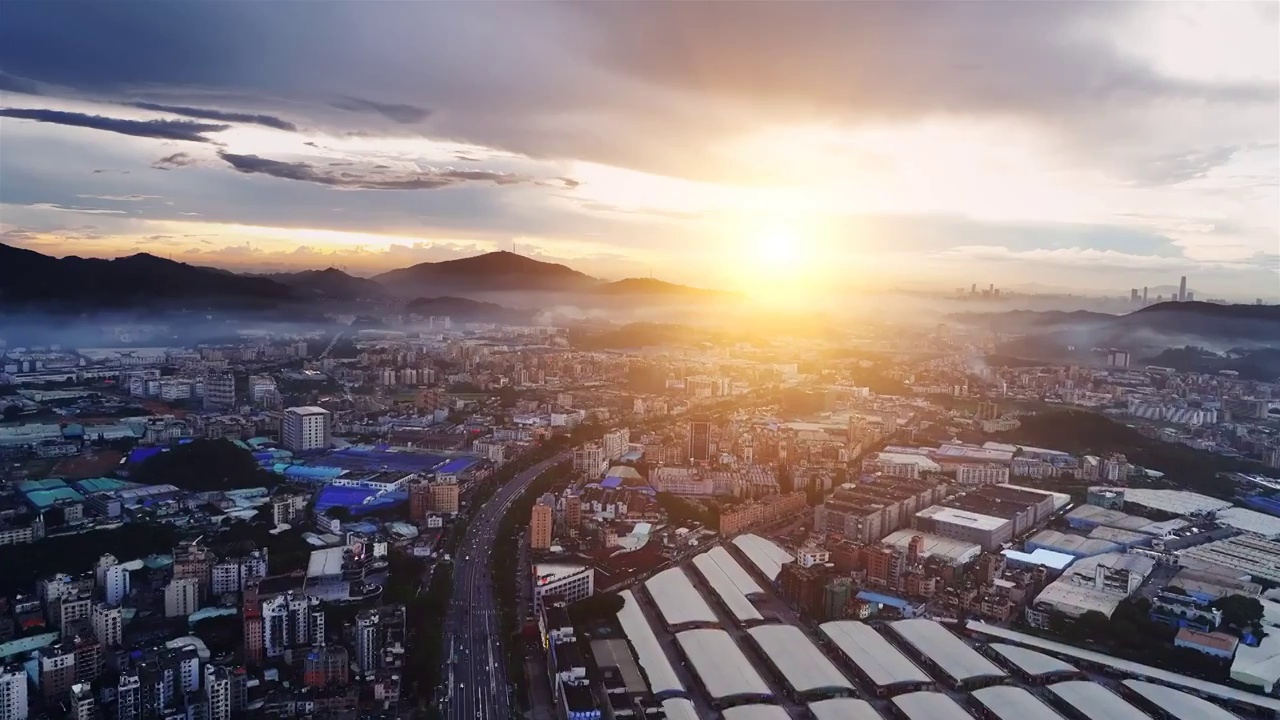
[282,406,332,452]
[204,665,232,720]
[1179,275,1187,302]
[1130,288,1139,303]
[262,592,320,658]
[0,665,27,720]
[530,503,553,551]
[91,603,122,648]
[1142,286,1148,304]
[163,578,200,618]
[242,582,264,665]
[355,610,381,673]
[688,419,711,462]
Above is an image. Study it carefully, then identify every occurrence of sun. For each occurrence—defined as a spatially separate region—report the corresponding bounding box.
[753,229,802,267]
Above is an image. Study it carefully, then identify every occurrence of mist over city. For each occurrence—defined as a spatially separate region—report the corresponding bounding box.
[0,2,1278,720]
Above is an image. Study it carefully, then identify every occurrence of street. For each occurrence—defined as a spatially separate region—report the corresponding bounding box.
[442,450,571,720]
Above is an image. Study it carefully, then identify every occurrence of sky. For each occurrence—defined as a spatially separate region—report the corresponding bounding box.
[0,1,1277,300]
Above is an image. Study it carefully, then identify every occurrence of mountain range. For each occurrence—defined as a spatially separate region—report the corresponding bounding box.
[954,302,1280,377]
[0,244,725,311]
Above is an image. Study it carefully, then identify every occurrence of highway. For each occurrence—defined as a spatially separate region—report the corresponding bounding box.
[442,450,570,720]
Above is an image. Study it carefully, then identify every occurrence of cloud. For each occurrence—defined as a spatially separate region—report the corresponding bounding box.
[77,194,160,202]
[0,70,41,95]
[0,3,1272,184]
[1128,145,1243,186]
[153,152,196,169]
[123,102,298,131]
[26,203,128,215]
[331,96,431,124]
[0,108,228,142]
[217,152,532,190]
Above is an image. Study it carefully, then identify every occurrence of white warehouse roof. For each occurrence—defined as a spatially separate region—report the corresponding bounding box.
[1122,679,1241,720]
[888,619,1007,684]
[987,644,1077,678]
[808,698,883,720]
[882,530,982,566]
[644,567,718,628]
[675,629,772,702]
[971,685,1065,720]
[732,533,794,581]
[969,620,1280,712]
[891,691,973,720]
[721,706,791,720]
[746,624,854,696]
[659,699,699,720]
[818,621,932,688]
[705,545,764,596]
[615,590,683,696]
[1047,680,1152,720]
[692,552,763,624]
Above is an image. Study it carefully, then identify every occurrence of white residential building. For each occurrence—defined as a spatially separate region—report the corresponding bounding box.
[163,578,200,618]
[0,666,27,720]
[282,406,331,452]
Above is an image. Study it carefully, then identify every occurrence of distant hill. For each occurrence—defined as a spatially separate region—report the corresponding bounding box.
[961,301,1280,370]
[949,309,1115,334]
[0,243,294,309]
[374,251,597,297]
[593,277,732,299]
[265,267,386,301]
[405,296,536,324]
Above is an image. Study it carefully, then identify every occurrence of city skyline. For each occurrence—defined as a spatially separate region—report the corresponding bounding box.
[0,2,1277,300]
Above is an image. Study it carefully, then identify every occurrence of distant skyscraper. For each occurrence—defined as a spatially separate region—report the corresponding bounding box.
[1179,275,1187,302]
[1186,291,1194,302]
[1130,289,1139,303]
[1142,287,1148,304]
[688,419,711,462]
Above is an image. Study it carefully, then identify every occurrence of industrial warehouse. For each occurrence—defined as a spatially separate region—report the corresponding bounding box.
[579,529,1280,720]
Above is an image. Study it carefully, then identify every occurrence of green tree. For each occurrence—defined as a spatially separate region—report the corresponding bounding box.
[1214,595,1265,632]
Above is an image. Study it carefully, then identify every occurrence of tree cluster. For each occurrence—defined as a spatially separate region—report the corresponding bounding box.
[130,439,283,492]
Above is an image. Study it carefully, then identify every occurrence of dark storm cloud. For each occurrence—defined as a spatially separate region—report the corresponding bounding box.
[331,96,431,124]
[0,2,1272,183]
[217,152,530,190]
[0,108,228,142]
[153,152,196,169]
[124,102,298,131]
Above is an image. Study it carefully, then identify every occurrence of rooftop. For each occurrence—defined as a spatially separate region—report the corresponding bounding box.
[807,698,884,720]
[675,628,772,702]
[915,505,1008,532]
[888,619,1007,684]
[971,685,1066,720]
[1047,680,1151,720]
[644,567,718,628]
[987,643,1078,678]
[731,533,794,582]
[746,624,854,696]
[818,621,933,688]
[881,530,981,566]
[1122,679,1241,720]
[615,590,683,696]
[691,552,762,624]
[968,621,1280,712]
[890,691,974,720]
